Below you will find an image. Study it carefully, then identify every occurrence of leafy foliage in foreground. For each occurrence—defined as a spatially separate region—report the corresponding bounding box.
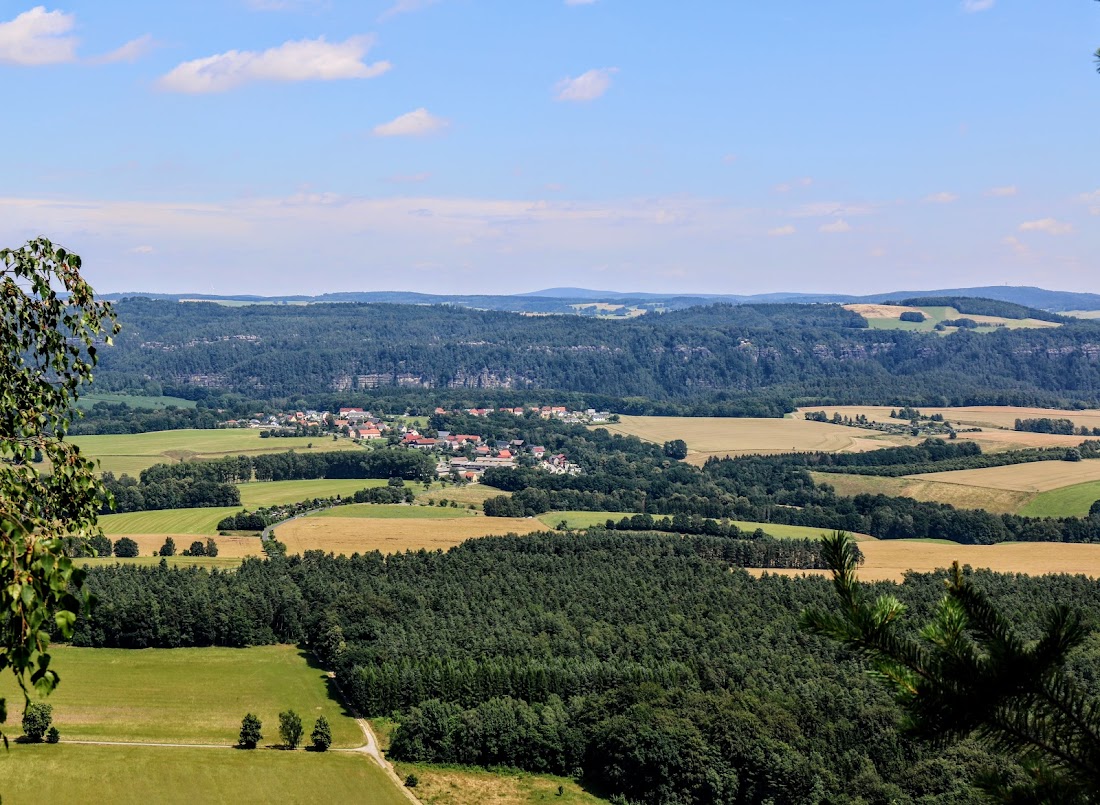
[0,238,117,744]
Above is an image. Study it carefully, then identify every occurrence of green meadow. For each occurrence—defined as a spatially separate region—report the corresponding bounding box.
[1020,480,1100,518]
[536,511,842,540]
[99,507,240,535]
[0,645,361,747]
[236,478,390,508]
[311,503,476,519]
[0,744,406,805]
[70,429,364,477]
[76,392,197,410]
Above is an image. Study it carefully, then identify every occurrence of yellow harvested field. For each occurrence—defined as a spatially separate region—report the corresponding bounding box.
[797,405,1100,432]
[750,540,1100,583]
[274,515,549,555]
[812,472,1035,514]
[599,415,914,464]
[906,458,1100,492]
[843,303,924,319]
[107,533,262,558]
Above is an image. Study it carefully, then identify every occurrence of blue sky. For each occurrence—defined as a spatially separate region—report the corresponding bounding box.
[1,1,1097,295]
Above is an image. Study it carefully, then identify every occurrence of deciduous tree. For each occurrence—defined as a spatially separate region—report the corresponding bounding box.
[279,710,303,749]
[239,713,262,748]
[310,715,332,751]
[1,238,117,745]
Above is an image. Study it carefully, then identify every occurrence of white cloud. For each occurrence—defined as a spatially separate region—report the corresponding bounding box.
[565,0,598,5]
[158,35,390,93]
[963,0,994,12]
[379,0,439,21]
[91,34,157,65]
[768,225,796,237]
[721,154,737,165]
[924,191,958,204]
[554,68,617,102]
[774,177,813,193]
[819,219,851,234]
[128,244,154,254]
[1019,218,1073,235]
[987,185,1017,197]
[373,108,449,137]
[1079,190,1100,215]
[0,6,77,65]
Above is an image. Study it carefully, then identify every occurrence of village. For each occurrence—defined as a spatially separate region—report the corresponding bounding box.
[217,404,602,480]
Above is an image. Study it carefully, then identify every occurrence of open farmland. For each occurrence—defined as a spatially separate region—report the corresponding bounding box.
[0,645,361,747]
[753,539,1100,583]
[236,478,389,508]
[1021,480,1100,518]
[797,404,1100,433]
[70,429,364,477]
[599,415,914,464]
[99,507,241,536]
[275,515,548,555]
[76,392,197,410]
[417,483,504,509]
[311,503,476,519]
[906,458,1100,492]
[0,744,406,805]
[812,472,1036,515]
[88,533,261,560]
[845,303,1061,333]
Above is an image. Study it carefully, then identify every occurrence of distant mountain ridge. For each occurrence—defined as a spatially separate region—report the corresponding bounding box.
[101,285,1100,314]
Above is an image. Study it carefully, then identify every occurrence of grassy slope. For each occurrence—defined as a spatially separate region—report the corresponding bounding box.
[71,429,363,476]
[416,484,505,510]
[99,507,241,535]
[1020,480,1100,518]
[0,645,361,747]
[0,744,406,805]
[311,503,477,519]
[237,478,389,508]
[812,471,1036,515]
[76,392,197,410]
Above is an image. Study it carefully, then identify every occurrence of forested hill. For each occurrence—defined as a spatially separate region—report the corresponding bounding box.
[94,298,1100,408]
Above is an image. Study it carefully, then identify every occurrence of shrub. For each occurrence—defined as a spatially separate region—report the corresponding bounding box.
[239,713,263,748]
[311,715,332,751]
[187,540,206,556]
[46,726,60,744]
[404,774,419,788]
[114,537,139,558]
[279,710,303,749]
[22,702,53,742]
[899,311,926,323]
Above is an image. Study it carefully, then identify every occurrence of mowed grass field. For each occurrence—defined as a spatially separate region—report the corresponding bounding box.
[275,515,549,555]
[85,533,262,560]
[0,744,407,805]
[236,478,390,508]
[1021,480,1100,518]
[417,484,504,509]
[71,429,365,477]
[598,415,914,465]
[0,645,361,747]
[752,540,1100,583]
[76,392,197,410]
[99,506,240,535]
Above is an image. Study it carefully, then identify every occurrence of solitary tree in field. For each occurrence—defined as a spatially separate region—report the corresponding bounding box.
[311,715,332,751]
[279,710,303,749]
[21,702,53,742]
[239,713,263,749]
[159,537,177,557]
[205,538,219,557]
[803,531,1100,802]
[0,239,118,746]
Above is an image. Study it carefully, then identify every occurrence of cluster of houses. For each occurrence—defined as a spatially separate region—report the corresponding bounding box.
[220,403,590,479]
[440,406,613,424]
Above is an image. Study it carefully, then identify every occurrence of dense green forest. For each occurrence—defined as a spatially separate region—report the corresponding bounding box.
[87,298,1100,409]
[69,535,1100,803]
